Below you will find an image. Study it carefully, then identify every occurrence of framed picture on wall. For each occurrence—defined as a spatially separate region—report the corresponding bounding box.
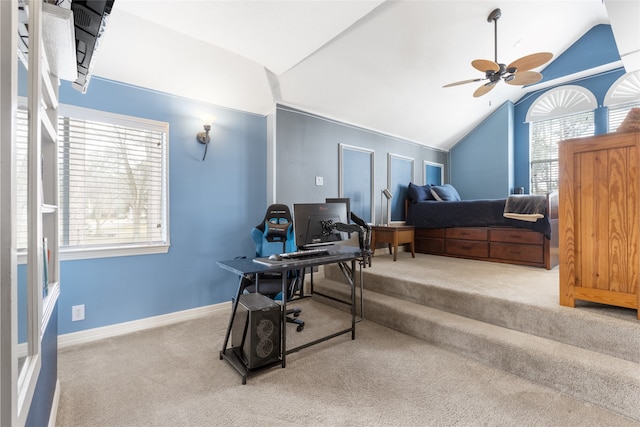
[339,144,374,224]
[388,153,414,222]
[424,160,444,186]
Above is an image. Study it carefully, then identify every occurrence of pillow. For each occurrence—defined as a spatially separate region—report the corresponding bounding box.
[408,182,426,202]
[430,184,461,202]
[408,182,435,202]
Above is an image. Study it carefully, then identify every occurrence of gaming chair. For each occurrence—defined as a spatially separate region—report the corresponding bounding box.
[242,204,305,332]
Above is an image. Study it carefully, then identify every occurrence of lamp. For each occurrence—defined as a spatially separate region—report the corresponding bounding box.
[196,118,214,161]
[380,188,393,226]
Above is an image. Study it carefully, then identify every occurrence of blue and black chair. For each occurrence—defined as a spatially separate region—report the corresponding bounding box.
[242,204,305,331]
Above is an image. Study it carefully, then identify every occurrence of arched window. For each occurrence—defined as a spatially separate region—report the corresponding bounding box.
[526,86,597,194]
[604,71,640,132]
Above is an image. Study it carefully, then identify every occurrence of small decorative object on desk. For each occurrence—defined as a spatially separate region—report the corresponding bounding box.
[617,107,640,132]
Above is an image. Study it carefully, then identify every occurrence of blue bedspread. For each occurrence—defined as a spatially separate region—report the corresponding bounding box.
[405,199,551,238]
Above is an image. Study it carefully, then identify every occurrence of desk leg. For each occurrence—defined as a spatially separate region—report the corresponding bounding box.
[221,275,244,359]
[281,272,287,368]
[359,258,365,319]
[351,259,356,340]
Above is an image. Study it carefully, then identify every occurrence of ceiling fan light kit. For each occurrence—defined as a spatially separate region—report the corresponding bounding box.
[444,8,553,97]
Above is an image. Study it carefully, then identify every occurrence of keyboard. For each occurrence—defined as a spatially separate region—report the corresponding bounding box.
[279,247,329,259]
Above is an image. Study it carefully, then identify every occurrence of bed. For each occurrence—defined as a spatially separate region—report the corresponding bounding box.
[404,184,558,269]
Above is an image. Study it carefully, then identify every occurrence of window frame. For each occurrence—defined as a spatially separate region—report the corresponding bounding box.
[604,71,640,132]
[17,101,171,262]
[529,111,595,195]
[527,86,597,195]
[57,104,171,261]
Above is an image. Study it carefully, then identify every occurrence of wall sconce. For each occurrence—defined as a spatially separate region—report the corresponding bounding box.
[196,118,214,161]
[380,188,393,226]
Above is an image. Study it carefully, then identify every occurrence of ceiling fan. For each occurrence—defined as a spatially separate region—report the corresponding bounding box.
[443,8,553,98]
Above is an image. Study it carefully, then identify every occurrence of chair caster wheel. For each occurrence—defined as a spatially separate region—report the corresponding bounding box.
[297,325,304,332]
[294,312,300,317]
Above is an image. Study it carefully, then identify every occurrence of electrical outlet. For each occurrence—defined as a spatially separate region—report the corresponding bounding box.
[72,304,85,321]
[315,176,324,186]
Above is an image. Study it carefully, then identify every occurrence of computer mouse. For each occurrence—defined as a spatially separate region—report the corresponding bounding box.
[268,254,282,261]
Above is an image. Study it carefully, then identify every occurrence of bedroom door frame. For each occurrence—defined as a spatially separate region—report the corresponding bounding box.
[388,153,414,222]
[424,160,444,186]
[338,143,375,224]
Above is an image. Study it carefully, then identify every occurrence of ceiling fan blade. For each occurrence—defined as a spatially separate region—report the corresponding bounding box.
[507,52,553,72]
[472,59,500,73]
[473,82,497,98]
[506,71,543,85]
[443,78,483,88]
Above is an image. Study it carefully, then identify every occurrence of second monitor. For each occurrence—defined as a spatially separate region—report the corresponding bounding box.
[293,202,349,249]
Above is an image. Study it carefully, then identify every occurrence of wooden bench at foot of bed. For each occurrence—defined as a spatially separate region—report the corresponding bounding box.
[414,226,558,269]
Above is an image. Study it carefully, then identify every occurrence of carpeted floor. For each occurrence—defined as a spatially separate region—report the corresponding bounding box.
[56,295,638,426]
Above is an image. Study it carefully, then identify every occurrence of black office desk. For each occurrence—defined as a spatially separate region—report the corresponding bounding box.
[217,245,369,384]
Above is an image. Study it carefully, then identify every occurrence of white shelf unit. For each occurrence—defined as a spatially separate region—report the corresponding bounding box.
[1,0,74,424]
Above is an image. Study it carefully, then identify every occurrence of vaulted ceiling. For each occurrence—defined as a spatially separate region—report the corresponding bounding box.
[92,1,631,151]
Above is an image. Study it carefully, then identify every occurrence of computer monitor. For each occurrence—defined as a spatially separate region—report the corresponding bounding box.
[293,202,349,249]
[326,198,350,223]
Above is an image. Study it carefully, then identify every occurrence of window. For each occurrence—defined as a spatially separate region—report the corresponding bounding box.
[58,105,169,259]
[16,107,29,252]
[604,71,640,132]
[529,112,594,194]
[609,103,640,131]
[17,103,170,260]
[527,86,597,195]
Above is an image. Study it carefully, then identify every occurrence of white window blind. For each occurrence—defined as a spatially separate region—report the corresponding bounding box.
[16,108,29,251]
[608,103,640,132]
[16,103,169,258]
[530,112,594,195]
[58,107,169,254]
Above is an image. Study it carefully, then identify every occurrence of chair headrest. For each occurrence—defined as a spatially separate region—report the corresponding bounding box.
[263,219,290,242]
[256,204,292,232]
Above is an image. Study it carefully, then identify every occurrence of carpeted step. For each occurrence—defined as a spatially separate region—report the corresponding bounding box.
[312,277,640,422]
[323,263,640,365]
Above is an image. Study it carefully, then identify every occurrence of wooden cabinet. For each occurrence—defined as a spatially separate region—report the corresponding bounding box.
[559,131,640,319]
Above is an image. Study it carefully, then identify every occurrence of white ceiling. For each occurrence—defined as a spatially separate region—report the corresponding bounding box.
[92,0,619,151]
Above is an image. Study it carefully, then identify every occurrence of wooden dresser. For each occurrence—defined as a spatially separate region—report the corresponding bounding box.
[558,130,640,319]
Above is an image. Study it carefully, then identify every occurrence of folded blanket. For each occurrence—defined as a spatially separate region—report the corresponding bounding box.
[503,195,546,222]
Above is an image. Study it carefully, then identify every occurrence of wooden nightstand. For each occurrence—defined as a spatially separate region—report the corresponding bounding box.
[371,225,416,261]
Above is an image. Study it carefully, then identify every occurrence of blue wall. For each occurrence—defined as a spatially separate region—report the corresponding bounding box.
[49,78,267,334]
[275,106,448,224]
[449,102,514,199]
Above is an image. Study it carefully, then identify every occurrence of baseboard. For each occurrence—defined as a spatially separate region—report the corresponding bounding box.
[58,302,231,349]
[48,379,60,427]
